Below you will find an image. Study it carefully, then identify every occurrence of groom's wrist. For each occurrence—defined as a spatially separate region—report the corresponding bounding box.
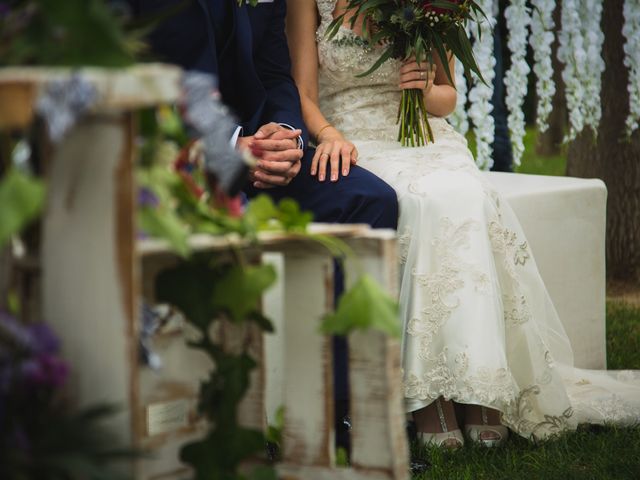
[278,123,304,150]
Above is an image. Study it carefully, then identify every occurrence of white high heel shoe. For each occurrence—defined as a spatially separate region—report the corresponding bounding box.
[416,399,464,450]
[465,406,509,447]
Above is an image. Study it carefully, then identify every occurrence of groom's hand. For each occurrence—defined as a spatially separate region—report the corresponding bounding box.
[243,123,303,189]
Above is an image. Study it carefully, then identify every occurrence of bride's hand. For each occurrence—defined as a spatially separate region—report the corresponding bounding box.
[312,127,358,182]
[399,58,437,92]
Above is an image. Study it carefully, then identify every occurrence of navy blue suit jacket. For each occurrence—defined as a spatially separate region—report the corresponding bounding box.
[132,0,308,146]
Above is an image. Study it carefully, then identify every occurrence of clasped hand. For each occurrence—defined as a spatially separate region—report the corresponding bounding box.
[238,122,304,189]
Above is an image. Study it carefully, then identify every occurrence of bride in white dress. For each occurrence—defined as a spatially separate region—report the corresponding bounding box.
[286,0,640,447]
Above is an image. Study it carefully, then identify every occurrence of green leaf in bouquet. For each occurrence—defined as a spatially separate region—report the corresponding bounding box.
[321,274,400,337]
[432,33,455,87]
[0,169,45,249]
[211,264,277,323]
[356,45,394,78]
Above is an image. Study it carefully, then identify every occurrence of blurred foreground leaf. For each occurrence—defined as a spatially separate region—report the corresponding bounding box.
[0,169,45,249]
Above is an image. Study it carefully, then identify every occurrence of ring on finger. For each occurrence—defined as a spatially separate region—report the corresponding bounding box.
[420,71,426,79]
[320,152,330,158]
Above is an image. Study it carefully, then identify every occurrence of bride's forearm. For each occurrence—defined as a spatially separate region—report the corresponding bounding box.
[423,84,457,117]
[300,93,344,142]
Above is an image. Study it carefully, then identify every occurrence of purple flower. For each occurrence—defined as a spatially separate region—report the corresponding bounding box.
[0,311,34,353]
[138,187,160,208]
[1,312,68,389]
[21,354,69,388]
[26,323,60,355]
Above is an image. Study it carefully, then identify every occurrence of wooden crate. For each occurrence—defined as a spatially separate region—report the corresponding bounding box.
[1,66,409,479]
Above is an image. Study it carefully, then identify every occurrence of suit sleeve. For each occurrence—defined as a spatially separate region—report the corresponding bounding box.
[253,0,309,148]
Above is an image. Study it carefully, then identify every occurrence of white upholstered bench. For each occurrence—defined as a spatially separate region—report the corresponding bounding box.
[484,172,607,370]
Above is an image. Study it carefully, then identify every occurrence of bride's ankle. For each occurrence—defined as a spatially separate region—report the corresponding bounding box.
[413,397,459,433]
[465,404,501,426]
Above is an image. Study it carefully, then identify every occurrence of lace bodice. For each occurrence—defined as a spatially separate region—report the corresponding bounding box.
[315,0,456,142]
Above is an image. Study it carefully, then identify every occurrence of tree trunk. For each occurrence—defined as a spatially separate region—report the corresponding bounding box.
[566,0,640,283]
[536,3,566,156]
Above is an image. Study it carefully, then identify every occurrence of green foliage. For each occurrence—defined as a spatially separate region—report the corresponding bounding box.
[606,300,640,370]
[155,260,278,480]
[0,0,138,67]
[411,425,640,480]
[321,274,400,337]
[139,104,400,478]
[211,265,277,323]
[265,406,284,447]
[465,127,568,176]
[0,168,45,249]
[0,402,140,480]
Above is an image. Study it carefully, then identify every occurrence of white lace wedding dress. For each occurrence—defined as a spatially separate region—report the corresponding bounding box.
[315,0,640,439]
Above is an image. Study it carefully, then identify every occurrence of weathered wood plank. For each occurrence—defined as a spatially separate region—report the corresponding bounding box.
[42,114,133,444]
[280,251,335,467]
[344,234,409,479]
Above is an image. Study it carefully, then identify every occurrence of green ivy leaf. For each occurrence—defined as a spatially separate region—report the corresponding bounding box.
[249,466,279,480]
[138,206,190,258]
[211,265,277,322]
[276,198,313,231]
[265,405,284,445]
[181,427,265,479]
[244,194,280,230]
[0,169,45,249]
[155,260,223,328]
[321,274,400,337]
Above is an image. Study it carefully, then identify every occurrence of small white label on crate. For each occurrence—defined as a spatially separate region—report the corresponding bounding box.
[147,399,190,436]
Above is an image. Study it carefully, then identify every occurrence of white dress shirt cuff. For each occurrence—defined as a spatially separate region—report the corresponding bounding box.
[230,126,243,147]
[278,123,304,150]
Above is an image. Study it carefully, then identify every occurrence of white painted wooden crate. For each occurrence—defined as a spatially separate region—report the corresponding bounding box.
[2,67,409,479]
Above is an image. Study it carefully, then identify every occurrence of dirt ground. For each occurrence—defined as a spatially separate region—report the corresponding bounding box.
[607,280,640,307]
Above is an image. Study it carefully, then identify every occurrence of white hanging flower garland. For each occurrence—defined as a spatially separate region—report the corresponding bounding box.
[468,0,497,170]
[557,0,587,141]
[623,0,640,137]
[504,0,531,166]
[449,58,470,136]
[529,0,556,133]
[581,0,605,136]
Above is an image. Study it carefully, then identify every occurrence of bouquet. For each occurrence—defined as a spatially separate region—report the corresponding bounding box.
[327,0,485,146]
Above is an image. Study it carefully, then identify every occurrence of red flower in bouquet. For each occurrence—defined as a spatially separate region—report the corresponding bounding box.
[422,0,461,15]
[327,0,484,147]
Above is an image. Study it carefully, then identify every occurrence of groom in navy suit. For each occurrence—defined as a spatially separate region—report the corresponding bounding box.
[126,0,398,451]
[129,0,398,228]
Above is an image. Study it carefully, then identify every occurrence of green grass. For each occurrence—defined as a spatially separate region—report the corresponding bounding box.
[466,127,567,176]
[606,301,640,370]
[410,301,640,479]
[411,425,640,480]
